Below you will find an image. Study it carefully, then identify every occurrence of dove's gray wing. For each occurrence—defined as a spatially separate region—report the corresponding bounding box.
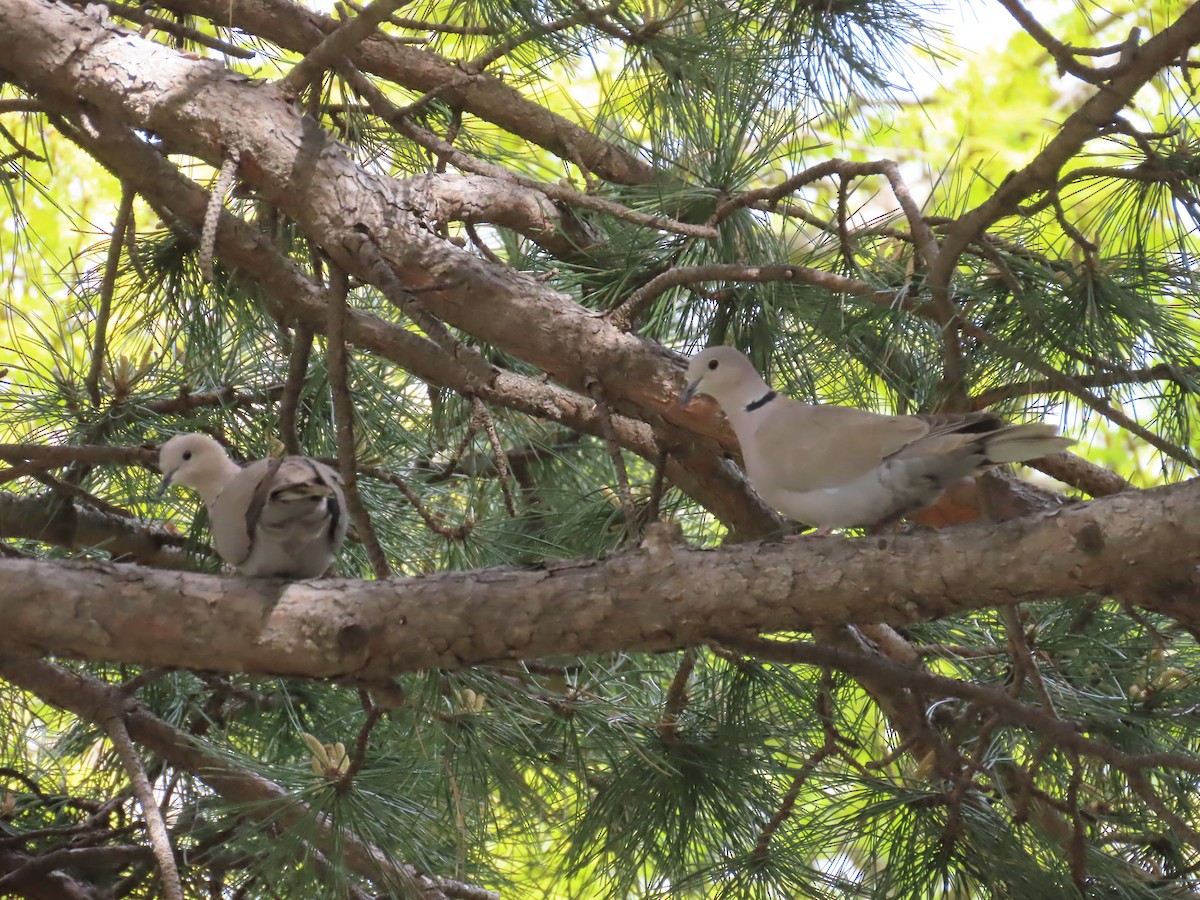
[734,396,1072,529]
[211,456,348,578]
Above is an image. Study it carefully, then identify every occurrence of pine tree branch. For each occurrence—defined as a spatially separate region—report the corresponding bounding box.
[0,651,498,900]
[141,384,287,415]
[52,114,773,537]
[971,363,1200,409]
[0,848,102,900]
[277,0,405,96]
[956,319,1200,469]
[99,706,183,900]
[0,444,157,469]
[997,0,1139,82]
[151,0,657,186]
[0,478,1195,679]
[327,263,391,578]
[0,492,191,568]
[928,2,1200,288]
[607,262,891,332]
[339,62,716,240]
[85,186,134,409]
[87,0,255,57]
[720,635,1200,777]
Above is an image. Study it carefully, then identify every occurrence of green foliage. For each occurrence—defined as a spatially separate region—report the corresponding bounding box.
[2,0,1200,896]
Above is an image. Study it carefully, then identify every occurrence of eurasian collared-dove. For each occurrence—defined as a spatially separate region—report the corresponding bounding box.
[159,434,348,577]
[678,346,1074,530]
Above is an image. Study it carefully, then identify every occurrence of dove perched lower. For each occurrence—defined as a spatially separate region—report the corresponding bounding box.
[159,434,348,577]
[678,346,1074,530]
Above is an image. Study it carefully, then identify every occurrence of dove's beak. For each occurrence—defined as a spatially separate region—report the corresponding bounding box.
[678,379,701,407]
[158,472,174,495]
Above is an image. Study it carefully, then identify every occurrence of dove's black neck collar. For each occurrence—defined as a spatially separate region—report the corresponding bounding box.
[744,390,777,412]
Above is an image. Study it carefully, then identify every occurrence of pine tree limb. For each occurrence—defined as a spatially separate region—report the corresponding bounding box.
[0,651,498,900]
[327,263,391,578]
[0,477,1195,679]
[100,706,184,900]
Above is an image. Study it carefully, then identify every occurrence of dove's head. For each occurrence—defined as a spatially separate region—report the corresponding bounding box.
[159,434,240,502]
[679,346,771,410]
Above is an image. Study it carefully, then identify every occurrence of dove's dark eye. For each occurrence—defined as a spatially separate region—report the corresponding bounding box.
[182,451,192,461]
[707,359,719,370]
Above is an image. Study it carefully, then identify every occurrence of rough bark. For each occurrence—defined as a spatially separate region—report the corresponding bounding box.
[154,0,657,187]
[0,0,777,537]
[1,478,1196,680]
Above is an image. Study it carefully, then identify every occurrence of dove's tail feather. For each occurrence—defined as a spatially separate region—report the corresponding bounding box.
[981,423,1075,464]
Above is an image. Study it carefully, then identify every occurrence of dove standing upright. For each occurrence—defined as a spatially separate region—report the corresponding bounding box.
[678,346,1073,530]
[159,434,348,577]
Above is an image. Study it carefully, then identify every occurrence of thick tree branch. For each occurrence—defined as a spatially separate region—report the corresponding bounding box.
[46,108,774,536]
[0,479,1195,679]
[0,492,190,568]
[151,0,656,186]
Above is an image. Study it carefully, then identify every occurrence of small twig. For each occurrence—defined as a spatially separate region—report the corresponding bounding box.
[1002,605,1058,716]
[470,397,517,517]
[121,194,149,285]
[463,2,619,73]
[329,460,475,540]
[971,363,1200,409]
[1065,751,1088,888]
[645,446,669,522]
[657,648,697,742]
[995,0,1134,82]
[434,409,482,479]
[0,118,45,162]
[102,704,183,900]
[1029,452,1131,498]
[86,186,135,408]
[34,471,137,520]
[387,14,492,34]
[587,379,638,536]
[0,99,51,115]
[752,744,837,861]
[347,233,496,389]
[336,689,383,793]
[199,149,240,282]
[278,0,406,97]
[607,262,892,332]
[326,264,391,578]
[91,0,255,57]
[338,62,717,240]
[464,222,504,266]
[279,322,313,456]
[836,175,854,269]
[435,106,462,176]
[912,643,1008,659]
